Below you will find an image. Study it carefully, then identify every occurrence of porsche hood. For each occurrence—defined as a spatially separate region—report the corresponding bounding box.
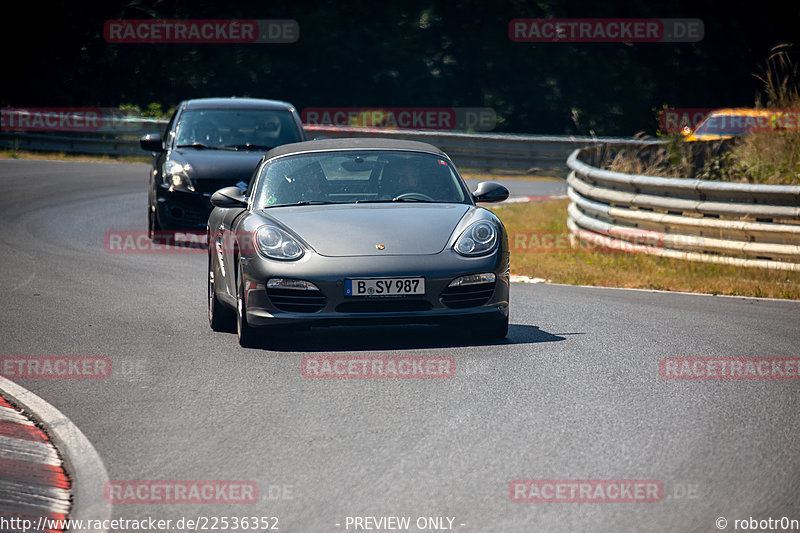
[261,203,474,256]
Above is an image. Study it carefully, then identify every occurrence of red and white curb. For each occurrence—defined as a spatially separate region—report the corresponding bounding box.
[0,395,70,532]
[0,378,110,533]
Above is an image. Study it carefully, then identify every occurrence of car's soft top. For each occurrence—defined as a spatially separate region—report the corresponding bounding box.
[262,138,449,160]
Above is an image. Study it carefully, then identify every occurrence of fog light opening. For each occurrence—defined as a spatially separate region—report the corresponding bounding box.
[267,278,320,291]
[448,273,496,288]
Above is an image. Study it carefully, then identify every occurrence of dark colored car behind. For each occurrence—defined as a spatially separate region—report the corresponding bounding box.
[140,97,306,238]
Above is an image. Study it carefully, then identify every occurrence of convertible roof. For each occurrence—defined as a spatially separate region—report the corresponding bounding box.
[182,97,296,111]
[263,137,448,159]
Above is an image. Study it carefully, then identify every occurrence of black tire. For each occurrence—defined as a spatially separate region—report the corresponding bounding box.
[474,312,509,340]
[148,205,161,239]
[208,253,236,332]
[236,261,261,348]
[149,206,177,245]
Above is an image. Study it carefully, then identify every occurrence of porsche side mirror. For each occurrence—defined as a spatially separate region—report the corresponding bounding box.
[472,182,509,203]
[210,186,248,208]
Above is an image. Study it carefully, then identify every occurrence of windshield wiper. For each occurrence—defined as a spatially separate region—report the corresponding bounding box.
[391,197,433,202]
[224,143,274,151]
[176,143,236,150]
[265,200,340,207]
[355,197,435,204]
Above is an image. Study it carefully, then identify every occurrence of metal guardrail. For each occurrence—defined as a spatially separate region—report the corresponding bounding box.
[303,125,656,171]
[0,118,656,171]
[566,145,800,270]
[5,115,798,269]
[0,116,165,156]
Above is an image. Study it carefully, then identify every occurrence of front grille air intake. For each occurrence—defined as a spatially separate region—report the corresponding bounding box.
[267,288,327,313]
[440,282,496,309]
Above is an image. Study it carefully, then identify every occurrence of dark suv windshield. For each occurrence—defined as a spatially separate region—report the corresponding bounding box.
[174,109,302,150]
[253,150,471,208]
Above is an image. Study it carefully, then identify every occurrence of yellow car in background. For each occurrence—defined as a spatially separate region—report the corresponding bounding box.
[682,107,799,141]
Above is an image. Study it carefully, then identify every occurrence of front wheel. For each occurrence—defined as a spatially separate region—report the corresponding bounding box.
[208,253,235,332]
[149,208,175,245]
[236,261,261,348]
[148,205,161,238]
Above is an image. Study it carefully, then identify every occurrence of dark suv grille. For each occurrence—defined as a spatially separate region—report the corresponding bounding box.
[164,204,208,226]
[267,288,327,313]
[440,282,496,309]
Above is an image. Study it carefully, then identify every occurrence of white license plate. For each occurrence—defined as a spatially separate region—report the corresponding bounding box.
[345,278,425,296]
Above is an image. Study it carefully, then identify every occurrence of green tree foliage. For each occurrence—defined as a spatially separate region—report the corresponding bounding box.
[2,0,797,136]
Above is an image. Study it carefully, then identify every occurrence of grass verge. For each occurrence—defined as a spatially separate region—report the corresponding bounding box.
[491,199,800,300]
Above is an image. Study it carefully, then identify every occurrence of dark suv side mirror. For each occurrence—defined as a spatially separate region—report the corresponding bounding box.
[140,133,163,152]
[472,182,510,203]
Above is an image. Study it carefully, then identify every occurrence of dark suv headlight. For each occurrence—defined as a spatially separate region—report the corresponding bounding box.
[162,160,196,192]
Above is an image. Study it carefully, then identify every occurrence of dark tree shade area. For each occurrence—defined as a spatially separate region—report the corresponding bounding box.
[2,0,797,136]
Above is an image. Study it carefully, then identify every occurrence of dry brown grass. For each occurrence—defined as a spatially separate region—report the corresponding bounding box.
[491,199,800,300]
[717,131,800,185]
[722,45,800,184]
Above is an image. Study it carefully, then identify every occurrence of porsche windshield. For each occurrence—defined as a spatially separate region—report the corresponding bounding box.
[253,151,471,208]
[174,109,302,150]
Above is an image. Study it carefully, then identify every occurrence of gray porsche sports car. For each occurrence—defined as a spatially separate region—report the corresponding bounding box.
[206,138,510,347]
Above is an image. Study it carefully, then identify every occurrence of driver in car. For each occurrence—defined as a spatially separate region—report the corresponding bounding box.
[382,160,422,199]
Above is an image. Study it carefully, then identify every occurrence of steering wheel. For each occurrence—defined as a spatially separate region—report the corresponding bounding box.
[393,192,434,202]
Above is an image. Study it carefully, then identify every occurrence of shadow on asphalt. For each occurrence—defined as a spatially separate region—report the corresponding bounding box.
[256,323,566,352]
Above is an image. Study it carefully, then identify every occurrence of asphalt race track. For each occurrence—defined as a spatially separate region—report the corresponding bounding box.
[0,159,798,532]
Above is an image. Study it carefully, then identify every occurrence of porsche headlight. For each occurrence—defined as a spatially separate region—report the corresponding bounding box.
[454,220,498,256]
[255,225,304,260]
[162,160,195,192]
